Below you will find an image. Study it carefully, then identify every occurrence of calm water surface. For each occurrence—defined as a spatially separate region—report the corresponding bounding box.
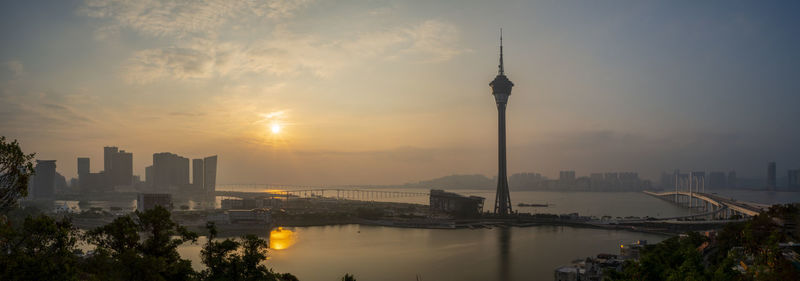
[178,225,668,281]
[60,188,800,280]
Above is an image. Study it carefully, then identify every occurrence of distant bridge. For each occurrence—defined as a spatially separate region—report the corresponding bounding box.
[216,188,429,202]
[644,191,771,218]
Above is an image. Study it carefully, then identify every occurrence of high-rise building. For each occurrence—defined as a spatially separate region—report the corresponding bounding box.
[100,146,133,188]
[77,157,89,189]
[490,31,514,215]
[727,171,737,189]
[590,173,605,190]
[192,158,204,188]
[559,171,576,182]
[103,146,118,173]
[153,152,190,189]
[767,162,777,190]
[32,160,57,198]
[145,165,153,188]
[77,157,90,177]
[708,171,726,189]
[111,150,133,186]
[788,169,800,190]
[203,155,217,199]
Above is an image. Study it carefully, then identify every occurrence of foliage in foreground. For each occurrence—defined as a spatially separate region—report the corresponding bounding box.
[0,136,35,212]
[0,206,297,281]
[607,204,800,281]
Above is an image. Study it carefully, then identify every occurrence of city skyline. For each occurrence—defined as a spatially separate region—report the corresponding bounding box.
[2,1,799,185]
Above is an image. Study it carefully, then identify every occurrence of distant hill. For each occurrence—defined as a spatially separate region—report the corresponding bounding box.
[401,174,495,190]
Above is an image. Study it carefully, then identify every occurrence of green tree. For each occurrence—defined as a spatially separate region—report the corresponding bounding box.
[341,273,357,281]
[85,205,198,281]
[0,215,82,281]
[0,136,35,212]
[200,222,298,281]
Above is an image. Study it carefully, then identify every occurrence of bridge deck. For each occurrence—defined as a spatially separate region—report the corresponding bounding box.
[643,191,769,217]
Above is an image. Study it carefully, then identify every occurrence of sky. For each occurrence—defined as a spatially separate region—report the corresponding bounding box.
[1,0,799,185]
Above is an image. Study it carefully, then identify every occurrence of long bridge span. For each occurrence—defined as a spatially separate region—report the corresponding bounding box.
[644,190,771,218]
[217,188,429,202]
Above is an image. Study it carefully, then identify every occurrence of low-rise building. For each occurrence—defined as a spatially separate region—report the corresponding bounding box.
[137,193,173,211]
[429,189,484,217]
[620,240,647,260]
[228,209,270,224]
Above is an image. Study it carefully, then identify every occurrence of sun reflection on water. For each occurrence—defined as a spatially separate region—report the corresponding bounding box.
[269,227,296,250]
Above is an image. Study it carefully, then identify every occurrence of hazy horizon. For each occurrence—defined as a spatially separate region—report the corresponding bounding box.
[2,0,799,185]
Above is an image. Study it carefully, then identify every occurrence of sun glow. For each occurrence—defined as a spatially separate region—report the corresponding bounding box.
[269,227,296,250]
[271,123,282,134]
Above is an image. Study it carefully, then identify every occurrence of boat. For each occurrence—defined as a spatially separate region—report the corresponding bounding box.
[517,203,549,207]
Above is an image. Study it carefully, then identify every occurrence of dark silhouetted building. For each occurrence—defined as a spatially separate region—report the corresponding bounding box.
[559,171,576,187]
[152,152,190,189]
[490,31,514,215]
[203,155,218,202]
[98,146,134,188]
[145,165,154,188]
[604,173,619,188]
[590,173,605,190]
[77,157,89,177]
[430,189,485,218]
[137,193,173,211]
[767,162,777,190]
[110,149,133,187]
[727,171,737,189]
[31,160,57,198]
[709,171,726,189]
[77,157,89,189]
[789,169,800,190]
[104,146,116,174]
[192,158,203,188]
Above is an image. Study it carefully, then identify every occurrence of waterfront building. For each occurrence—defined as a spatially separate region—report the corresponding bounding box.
[152,152,190,189]
[559,171,576,188]
[429,189,485,217]
[590,173,605,190]
[110,149,133,186]
[789,169,800,190]
[228,209,270,224]
[145,165,153,188]
[620,240,647,260]
[554,266,580,281]
[619,172,639,190]
[709,171,726,189]
[77,157,89,189]
[767,162,777,190]
[727,171,737,189]
[554,254,622,281]
[192,158,203,189]
[490,30,514,215]
[137,193,173,211]
[604,172,619,188]
[103,146,116,173]
[203,155,218,201]
[221,198,263,210]
[77,157,89,177]
[31,160,57,198]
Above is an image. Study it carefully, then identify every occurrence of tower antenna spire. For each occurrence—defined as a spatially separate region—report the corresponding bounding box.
[498,28,504,75]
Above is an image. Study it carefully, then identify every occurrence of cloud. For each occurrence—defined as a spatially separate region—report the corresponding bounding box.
[80,0,312,38]
[122,20,467,83]
[124,46,214,83]
[4,60,25,80]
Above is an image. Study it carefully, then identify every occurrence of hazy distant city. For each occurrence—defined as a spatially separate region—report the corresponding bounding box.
[3,1,800,281]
